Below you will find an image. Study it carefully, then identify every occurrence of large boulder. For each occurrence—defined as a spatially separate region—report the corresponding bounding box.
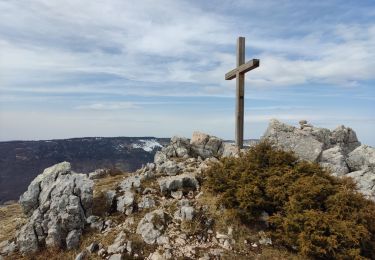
[319,146,349,176]
[190,132,223,159]
[17,162,93,254]
[171,136,191,158]
[347,145,375,171]
[347,168,375,200]
[330,125,361,154]
[262,119,324,162]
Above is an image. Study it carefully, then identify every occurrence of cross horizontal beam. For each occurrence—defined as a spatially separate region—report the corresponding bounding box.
[225,59,260,80]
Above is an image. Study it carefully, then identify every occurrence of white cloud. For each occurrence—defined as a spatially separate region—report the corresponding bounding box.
[0,1,374,143]
[75,102,139,110]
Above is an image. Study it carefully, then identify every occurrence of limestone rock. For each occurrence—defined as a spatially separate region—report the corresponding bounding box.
[17,218,40,253]
[190,132,223,159]
[347,145,375,171]
[136,209,169,244]
[19,161,71,216]
[191,132,210,147]
[0,240,17,256]
[75,249,89,260]
[330,125,361,153]
[66,229,81,250]
[17,162,93,254]
[262,119,324,162]
[347,168,375,200]
[88,169,107,180]
[138,195,156,209]
[107,231,126,254]
[119,175,142,191]
[86,241,99,253]
[86,215,104,231]
[160,160,180,176]
[171,190,183,199]
[157,173,199,194]
[221,143,239,158]
[320,146,349,176]
[116,191,135,215]
[155,151,167,165]
[174,205,195,221]
[171,136,191,157]
[105,190,117,211]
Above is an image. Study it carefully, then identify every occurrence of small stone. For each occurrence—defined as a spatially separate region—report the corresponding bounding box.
[171,190,183,199]
[98,248,106,257]
[163,248,173,259]
[216,232,229,240]
[66,229,82,250]
[75,249,89,260]
[223,239,232,249]
[86,241,99,253]
[88,169,107,180]
[182,206,195,221]
[126,241,132,253]
[107,231,126,254]
[105,219,113,228]
[116,191,135,215]
[86,215,104,231]
[158,173,199,194]
[157,235,169,245]
[138,195,156,209]
[163,160,180,176]
[143,187,157,195]
[258,231,272,245]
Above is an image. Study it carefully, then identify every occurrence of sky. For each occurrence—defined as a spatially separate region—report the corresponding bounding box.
[0,0,374,145]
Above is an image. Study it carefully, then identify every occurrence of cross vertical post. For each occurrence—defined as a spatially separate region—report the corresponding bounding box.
[236,37,245,148]
[225,37,260,149]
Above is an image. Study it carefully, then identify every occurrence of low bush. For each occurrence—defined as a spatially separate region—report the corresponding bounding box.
[205,141,375,259]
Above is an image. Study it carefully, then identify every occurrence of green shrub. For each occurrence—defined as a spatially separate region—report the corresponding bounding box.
[205,141,375,259]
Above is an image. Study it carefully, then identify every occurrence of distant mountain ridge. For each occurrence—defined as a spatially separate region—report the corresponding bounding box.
[0,136,170,204]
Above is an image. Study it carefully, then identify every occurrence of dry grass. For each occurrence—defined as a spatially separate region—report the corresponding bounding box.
[92,173,127,216]
[196,187,303,260]
[0,203,27,242]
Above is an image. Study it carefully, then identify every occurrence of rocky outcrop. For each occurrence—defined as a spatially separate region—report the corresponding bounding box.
[262,119,375,200]
[347,145,375,171]
[16,162,93,254]
[320,147,349,176]
[136,209,169,244]
[263,119,361,162]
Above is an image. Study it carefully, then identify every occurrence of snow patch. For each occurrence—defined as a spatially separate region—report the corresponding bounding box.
[132,139,162,152]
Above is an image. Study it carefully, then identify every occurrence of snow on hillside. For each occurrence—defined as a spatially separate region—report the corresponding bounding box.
[132,139,163,152]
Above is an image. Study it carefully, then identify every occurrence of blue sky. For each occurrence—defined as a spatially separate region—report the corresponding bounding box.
[0,0,374,145]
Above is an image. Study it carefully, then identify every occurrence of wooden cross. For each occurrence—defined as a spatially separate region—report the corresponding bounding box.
[225,37,259,149]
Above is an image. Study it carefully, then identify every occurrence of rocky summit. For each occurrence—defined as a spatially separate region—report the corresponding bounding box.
[263,119,375,200]
[0,120,374,259]
[17,162,93,254]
